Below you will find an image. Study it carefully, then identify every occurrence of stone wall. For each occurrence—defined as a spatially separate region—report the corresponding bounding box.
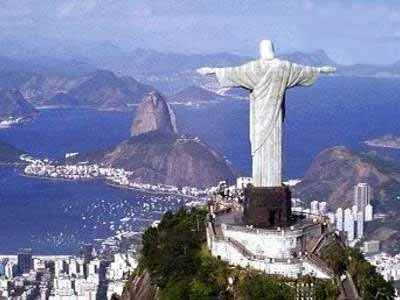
[206,219,332,279]
[222,227,297,259]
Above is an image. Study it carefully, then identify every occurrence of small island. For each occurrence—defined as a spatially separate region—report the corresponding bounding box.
[365,134,400,149]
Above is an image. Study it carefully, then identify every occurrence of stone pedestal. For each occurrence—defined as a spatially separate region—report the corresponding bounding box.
[243,185,291,228]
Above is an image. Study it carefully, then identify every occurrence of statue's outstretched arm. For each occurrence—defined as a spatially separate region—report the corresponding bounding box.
[197,67,218,76]
[197,62,256,89]
[288,63,336,88]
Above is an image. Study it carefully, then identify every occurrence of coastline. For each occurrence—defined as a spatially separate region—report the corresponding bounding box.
[20,172,206,201]
[20,173,98,183]
[37,105,135,112]
[365,141,400,150]
[105,181,202,201]
[0,161,26,166]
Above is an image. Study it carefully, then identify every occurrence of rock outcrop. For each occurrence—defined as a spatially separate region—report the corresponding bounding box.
[0,88,38,121]
[294,146,400,212]
[82,92,235,188]
[131,91,177,136]
[120,271,157,300]
[97,131,235,188]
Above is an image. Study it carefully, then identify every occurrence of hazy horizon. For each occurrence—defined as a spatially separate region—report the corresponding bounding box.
[0,0,399,65]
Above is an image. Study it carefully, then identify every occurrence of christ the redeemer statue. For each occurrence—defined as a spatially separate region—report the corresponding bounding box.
[198,40,335,187]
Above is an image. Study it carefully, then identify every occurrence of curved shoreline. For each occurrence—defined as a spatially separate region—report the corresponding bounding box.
[105,181,202,201]
[21,173,98,183]
[20,172,205,201]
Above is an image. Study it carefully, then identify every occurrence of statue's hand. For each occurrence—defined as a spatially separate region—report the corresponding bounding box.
[197,67,216,76]
[319,66,336,74]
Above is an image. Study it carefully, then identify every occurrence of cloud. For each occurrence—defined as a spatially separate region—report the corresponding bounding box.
[57,0,98,18]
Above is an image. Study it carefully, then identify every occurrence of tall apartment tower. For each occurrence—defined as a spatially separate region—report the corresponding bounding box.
[335,207,344,231]
[344,208,355,241]
[357,211,364,239]
[17,248,32,274]
[354,183,371,212]
[365,203,373,222]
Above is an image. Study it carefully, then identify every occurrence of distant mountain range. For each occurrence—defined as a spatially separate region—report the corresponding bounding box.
[1,41,400,113]
[113,47,400,78]
[2,41,400,94]
[0,69,156,111]
[96,48,400,93]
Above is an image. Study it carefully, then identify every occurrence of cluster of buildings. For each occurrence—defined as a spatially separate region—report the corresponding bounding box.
[0,117,26,129]
[0,245,137,299]
[23,158,131,181]
[0,248,59,299]
[366,252,400,281]
[293,183,374,245]
[22,156,209,199]
[333,183,374,244]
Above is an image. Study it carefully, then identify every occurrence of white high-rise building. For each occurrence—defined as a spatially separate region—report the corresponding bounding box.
[327,212,335,225]
[336,207,344,231]
[310,201,319,214]
[75,278,97,300]
[319,202,328,215]
[33,258,45,271]
[357,211,364,239]
[355,183,371,213]
[344,208,354,241]
[69,257,77,276]
[4,261,13,279]
[77,259,84,277]
[54,260,64,278]
[87,258,100,277]
[347,222,355,241]
[365,204,373,222]
[53,275,74,298]
[236,177,252,189]
[352,204,358,218]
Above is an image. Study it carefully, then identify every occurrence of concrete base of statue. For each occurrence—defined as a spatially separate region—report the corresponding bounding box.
[243,185,292,228]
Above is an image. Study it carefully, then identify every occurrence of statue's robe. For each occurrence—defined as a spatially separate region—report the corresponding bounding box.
[215,59,320,187]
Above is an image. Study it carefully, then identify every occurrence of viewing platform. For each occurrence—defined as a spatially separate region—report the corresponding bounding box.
[206,183,335,279]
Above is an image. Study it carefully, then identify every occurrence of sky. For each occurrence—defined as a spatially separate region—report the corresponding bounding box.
[0,0,398,64]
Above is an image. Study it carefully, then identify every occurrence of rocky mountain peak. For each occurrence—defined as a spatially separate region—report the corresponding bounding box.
[131,91,177,136]
[0,88,38,121]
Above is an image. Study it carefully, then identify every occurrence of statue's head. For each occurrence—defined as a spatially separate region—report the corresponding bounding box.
[259,40,276,60]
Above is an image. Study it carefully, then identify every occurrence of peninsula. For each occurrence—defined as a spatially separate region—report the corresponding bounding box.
[365,134,400,149]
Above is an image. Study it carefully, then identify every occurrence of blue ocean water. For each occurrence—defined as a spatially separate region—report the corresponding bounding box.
[175,76,400,177]
[0,166,187,254]
[0,76,400,254]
